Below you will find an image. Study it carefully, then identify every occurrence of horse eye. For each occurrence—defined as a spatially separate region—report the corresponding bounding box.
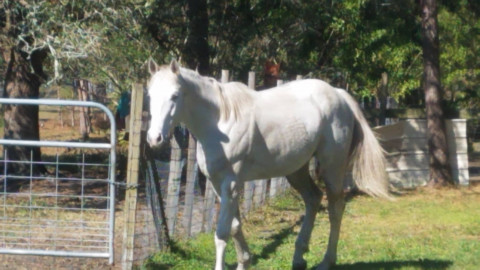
[171,94,179,101]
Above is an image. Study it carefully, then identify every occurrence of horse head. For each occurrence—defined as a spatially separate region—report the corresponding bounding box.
[146,59,184,147]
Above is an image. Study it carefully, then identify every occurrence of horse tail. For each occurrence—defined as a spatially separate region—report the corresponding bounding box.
[337,89,393,200]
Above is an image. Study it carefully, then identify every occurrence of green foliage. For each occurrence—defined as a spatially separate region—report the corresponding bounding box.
[438,0,480,108]
[2,0,479,107]
[1,0,157,97]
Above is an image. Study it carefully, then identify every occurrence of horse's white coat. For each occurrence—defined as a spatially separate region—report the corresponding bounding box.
[147,60,391,270]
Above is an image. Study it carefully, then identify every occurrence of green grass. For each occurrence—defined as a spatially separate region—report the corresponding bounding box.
[143,185,480,270]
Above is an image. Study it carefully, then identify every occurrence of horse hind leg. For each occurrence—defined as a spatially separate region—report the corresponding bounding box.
[317,165,347,270]
[286,164,323,270]
[231,205,251,270]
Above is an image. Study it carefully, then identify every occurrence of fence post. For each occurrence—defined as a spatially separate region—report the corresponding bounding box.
[202,180,217,232]
[221,70,229,83]
[166,136,183,237]
[270,79,286,197]
[122,83,144,270]
[182,133,198,237]
[269,179,278,198]
[255,72,269,207]
[244,71,256,213]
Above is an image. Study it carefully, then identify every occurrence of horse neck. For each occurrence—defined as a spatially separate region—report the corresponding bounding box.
[180,71,223,141]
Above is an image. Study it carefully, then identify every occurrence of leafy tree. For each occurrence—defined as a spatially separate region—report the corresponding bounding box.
[0,0,156,173]
[438,0,480,108]
[2,0,478,179]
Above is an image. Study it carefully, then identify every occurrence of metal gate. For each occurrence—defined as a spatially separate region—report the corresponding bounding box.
[0,99,116,264]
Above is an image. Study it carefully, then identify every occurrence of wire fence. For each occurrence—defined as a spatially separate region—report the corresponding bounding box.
[122,130,292,268]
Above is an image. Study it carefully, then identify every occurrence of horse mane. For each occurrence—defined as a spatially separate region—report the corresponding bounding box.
[217,82,254,121]
[179,68,255,122]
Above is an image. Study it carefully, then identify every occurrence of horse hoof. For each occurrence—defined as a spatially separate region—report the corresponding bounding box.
[236,264,246,270]
[236,253,251,270]
[316,260,333,270]
[292,260,307,270]
[236,258,252,270]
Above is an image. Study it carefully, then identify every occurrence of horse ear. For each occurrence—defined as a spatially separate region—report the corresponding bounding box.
[170,59,180,74]
[148,58,159,75]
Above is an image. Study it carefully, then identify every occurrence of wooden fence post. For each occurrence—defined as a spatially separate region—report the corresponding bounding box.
[122,83,144,270]
[253,180,266,207]
[252,71,269,207]
[166,136,183,237]
[182,133,198,237]
[221,70,229,83]
[270,79,287,197]
[269,178,278,198]
[244,71,256,213]
[202,180,217,232]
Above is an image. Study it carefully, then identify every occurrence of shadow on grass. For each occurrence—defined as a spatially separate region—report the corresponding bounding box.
[330,259,453,270]
[251,216,303,265]
[143,241,212,270]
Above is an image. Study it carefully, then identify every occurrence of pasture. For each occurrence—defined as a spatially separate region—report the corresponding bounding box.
[144,185,480,270]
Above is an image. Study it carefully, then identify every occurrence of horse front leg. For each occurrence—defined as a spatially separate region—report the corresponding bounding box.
[214,177,240,270]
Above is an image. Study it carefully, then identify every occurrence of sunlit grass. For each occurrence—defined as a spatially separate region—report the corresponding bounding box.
[144,184,480,270]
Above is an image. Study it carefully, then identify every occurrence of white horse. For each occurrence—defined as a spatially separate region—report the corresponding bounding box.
[146,60,391,270]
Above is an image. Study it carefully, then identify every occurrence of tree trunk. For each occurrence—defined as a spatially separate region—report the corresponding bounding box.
[420,0,453,186]
[3,48,46,175]
[75,79,91,141]
[184,0,209,75]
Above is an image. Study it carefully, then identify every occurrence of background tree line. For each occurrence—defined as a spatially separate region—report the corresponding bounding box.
[2,0,478,102]
[1,0,479,183]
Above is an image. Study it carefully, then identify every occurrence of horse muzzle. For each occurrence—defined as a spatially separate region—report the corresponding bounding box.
[147,131,165,147]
